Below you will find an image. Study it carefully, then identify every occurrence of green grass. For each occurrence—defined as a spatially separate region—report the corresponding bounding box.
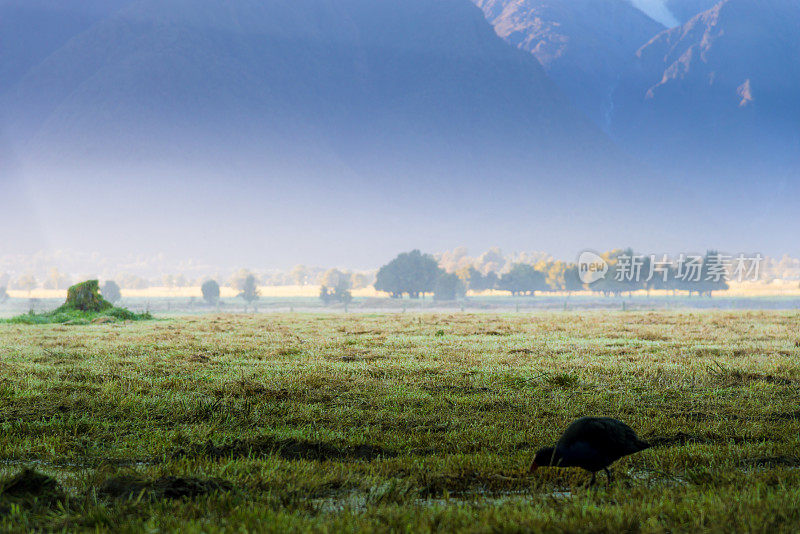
[4,307,152,325]
[0,311,799,532]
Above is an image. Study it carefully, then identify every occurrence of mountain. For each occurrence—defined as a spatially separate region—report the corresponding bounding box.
[0,0,135,93]
[665,0,720,23]
[611,0,800,174]
[472,0,664,128]
[2,0,626,173]
[0,0,656,264]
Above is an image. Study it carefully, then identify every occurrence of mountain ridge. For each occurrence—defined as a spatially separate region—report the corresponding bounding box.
[1,0,653,262]
[472,0,664,127]
[4,0,614,169]
[611,0,800,172]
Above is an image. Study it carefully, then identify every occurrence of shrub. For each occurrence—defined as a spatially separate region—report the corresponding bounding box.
[202,280,220,305]
[101,280,122,304]
[57,280,113,312]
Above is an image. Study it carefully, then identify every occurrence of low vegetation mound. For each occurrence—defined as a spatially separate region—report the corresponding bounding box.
[5,280,152,325]
[59,280,113,312]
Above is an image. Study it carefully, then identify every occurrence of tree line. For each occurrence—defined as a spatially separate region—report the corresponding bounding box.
[0,248,742,308]
[373,249,732,300]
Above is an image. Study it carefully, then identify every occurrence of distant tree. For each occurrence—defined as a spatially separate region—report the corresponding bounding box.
[238,274,260,310]
[119,273,150,290]
[291,265,310,286]
[0,286,8,303]
[457,266,488,291]
[374,250,441,299]
[350,272,373,290]
[320,269,349,289]
[333,280,353,306]
[438,246,471,273]
[264,272,292,286]
[320,275,353,306]
[498,264,547,296]
[15,274,37,295]
[643,256,672,295]
[591,249,641,297]
[673,254,705,297]
[228,269,254,291]
[670,253,730,297]
[663,265,681,296]
[43,268,72,290]
[201,279,221,305]
[563,265,584,295]
[699,251,730,297]
[455,266,472,284]
[544,261,566,292]
[162,274,176,290]
[673,268,699,297]
[434,272,466,301]
[477,247,506,274]
[101,280,122,304]
[483,271,499,291]
[319,285,333,305]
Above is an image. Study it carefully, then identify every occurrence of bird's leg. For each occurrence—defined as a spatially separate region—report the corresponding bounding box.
[604,468,613,488]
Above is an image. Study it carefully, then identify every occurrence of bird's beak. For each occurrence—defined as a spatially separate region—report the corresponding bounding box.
[529,460,539,473]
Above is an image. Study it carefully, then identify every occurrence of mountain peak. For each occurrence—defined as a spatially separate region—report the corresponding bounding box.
[2,0,628,191]
[473,0,664,127]
[612,0,800,172]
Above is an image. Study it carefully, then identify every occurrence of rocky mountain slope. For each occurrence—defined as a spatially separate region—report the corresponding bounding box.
[665,0,720,23]
[611,0,800,172]
[473,0,664,127]
[3,0,627,179]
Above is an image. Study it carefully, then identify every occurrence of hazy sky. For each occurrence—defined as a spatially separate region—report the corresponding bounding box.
[4,162,797,270]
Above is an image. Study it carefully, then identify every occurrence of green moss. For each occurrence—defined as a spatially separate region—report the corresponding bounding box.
[57,280,113,312]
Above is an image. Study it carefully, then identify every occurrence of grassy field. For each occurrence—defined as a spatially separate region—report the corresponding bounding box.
[1,312,799,532]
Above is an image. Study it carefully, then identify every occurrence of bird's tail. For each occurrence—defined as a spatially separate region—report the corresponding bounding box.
[637,439,652,451]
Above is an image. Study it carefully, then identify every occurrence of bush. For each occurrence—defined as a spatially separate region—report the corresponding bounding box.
[202,280,220,305]
[375,250,441,299]
[238,275,260,305]
[57,280,112,312]
[101,280,122,304]
[434,273,466,301]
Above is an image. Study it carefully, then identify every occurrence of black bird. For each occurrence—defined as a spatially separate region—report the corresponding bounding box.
[530,417,650,486]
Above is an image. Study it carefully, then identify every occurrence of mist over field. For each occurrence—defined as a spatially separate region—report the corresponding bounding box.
[0,0,797,270]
